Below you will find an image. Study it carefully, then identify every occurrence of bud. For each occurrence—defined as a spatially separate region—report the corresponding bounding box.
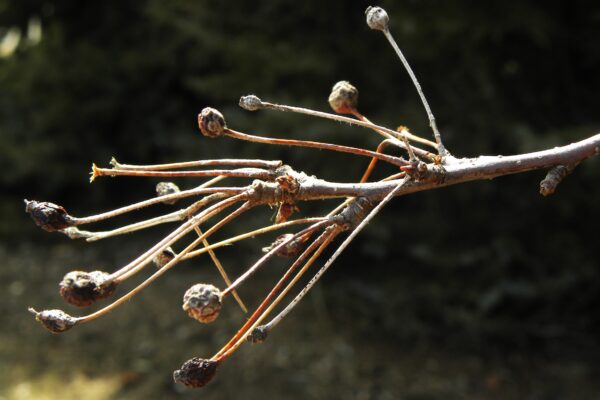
[152,247,177,268]
[328,81,359,114]
[173,357,219,388]
[59,270,117,307]
[29,308,76,333]
[365,6,389,31]
[247,325,269,344]
[182,283,222,323]
[239,94,263,111]
[262,233,306,258]
[24,200,73,232]
[197,107,227,138]
[156,182,180,205]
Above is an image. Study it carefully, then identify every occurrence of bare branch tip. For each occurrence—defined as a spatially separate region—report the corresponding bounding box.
[90,163,99,183]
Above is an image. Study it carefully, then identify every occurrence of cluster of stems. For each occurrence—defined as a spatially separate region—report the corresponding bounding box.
[24,6,600,389]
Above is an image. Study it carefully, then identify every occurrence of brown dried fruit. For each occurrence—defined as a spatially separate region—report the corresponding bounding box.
[59,270,116,307]
[328,81,359,114]
[197,107,226,138]
[182,283,222,323]
[29,308,76,334]
[24,200,73,232]
[173,357,219,388]
[247,325,269,344]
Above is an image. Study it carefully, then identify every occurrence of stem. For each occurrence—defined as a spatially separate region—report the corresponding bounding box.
[360,139,398,183]
[225,129,408,167]
[222,219,332,296]
[110,158,282,171]
[193,225,248,313]
[381,28,448,156]
[92,166,274,181]
[182,217,327,260]
[257,100,437,149]
[351,109,437,149]
[71,186,245,226]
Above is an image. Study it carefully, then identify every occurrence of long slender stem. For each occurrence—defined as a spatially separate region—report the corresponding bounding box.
[74,202,252,325]
[225,129,408,167]
[257,100,437,149]
[92,166,274,181]
[381,28,448,156]
[182,217,327,260]
[110,158,282,171]
[110,193,246,283]
[222,219,332,296]
[360,139,399,183]
[71,186,245,226]
[193,225,248,313]
[350,109,437,149]
[214,226,338,361]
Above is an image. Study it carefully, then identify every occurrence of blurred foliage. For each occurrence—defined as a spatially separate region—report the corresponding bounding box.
[1,0,599,398]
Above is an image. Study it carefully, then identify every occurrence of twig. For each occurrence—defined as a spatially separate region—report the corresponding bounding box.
[225,129,409,167]
[110,157,282,171]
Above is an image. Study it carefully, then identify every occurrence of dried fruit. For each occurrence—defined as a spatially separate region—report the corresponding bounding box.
[29,308,76,333]
[24,200,73,232]
[59,270,116,307]
[365,6,389,31]
[239,94,263,111]
[173,357,219,388]
[182,283,222,323]
[198,107,226,138]
[247,325,269,344]
[328,81,359,114]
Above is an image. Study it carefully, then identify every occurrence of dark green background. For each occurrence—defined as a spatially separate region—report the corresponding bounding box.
[1,1,599,399]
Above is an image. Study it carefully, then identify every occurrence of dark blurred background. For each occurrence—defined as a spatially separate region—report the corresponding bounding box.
[1,0,599,399]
